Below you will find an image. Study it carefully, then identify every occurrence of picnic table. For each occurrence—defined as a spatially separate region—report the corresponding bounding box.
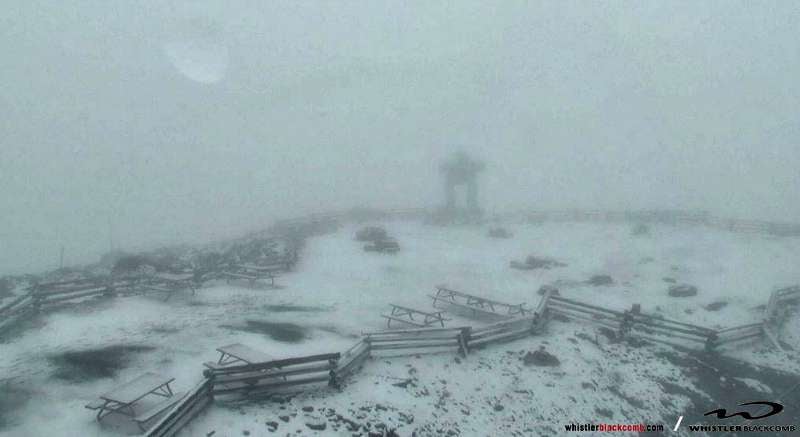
[430,286,530,319]
[204,343,273,369]
[85,372,184,431]
[382,304,449,328]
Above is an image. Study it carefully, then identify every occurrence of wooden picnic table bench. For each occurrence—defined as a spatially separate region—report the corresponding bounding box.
[85,372,183,430]
[381,304,449,328]
[430,286,530,319]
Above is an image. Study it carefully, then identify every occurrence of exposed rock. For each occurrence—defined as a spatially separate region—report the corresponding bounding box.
[631,223,649,236]
[595,407,614,418]
[598,327,617,342]
[363,238,400,254]
[301,406,314,413]
[355,226,388,242]
[662,277,677,283]
[265,421,279,432]
[522,347,560,367]
[537,285,559,296]
[488,227,512,239]
[705,301,728,311]
[587,275,614,286]
[525,255,566,269]
[305,418,327,431]
[668,284,698,297]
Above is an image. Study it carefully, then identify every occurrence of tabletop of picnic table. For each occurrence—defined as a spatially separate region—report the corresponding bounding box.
[217,343,272,364]
[100,372,174,405]
[390,304,442,316]
[437,288,522,308]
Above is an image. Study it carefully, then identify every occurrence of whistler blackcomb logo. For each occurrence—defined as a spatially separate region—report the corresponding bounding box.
[704,401,784,421]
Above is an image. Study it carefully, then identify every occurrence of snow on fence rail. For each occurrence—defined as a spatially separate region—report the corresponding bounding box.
[335,339,371,381]
[364,326,470,356]
[203,352,342,398]
[0,292,36,331]
[514,208,800,236]
[548,294,717,350]
[143,378,213,437]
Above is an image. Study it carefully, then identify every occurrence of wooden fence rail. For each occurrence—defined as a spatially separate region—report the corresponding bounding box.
[143,378,213,437]
[203,352,341,398]
[365,327,469,355]
[0,292,36,331]
[91,281,800,436]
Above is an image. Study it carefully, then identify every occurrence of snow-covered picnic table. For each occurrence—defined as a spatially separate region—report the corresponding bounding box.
[204,343,273,369]
[430,286,530,318]
[382,304,449,328]
[85,372,183,431]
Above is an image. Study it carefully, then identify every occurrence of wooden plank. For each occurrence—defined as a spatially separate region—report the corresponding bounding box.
[217,343,272,364]
[470,327,532,347]
[761,323,783,351]
[715,331,764,346]
[134,391,186,423]
[630,313,716,334]
[144,379,212,437]
[370,341,458,351]
[382,315,426,327]
[434,286,526,313]
[39,288,108,305]
[215,362,333,385]
[213,374,331,395]
[101,373,174,404]
[146,392,211,437]
[363,326,467,336]
[717,322,763,333]
[433,299,509,318]
[0,293,33,314]
[548,296,626,316]
[548,301,622,322]
[34,284,107,297]
[366,331,462,341]
[548,307,621,331]
[206,353,340,375]
[336,347,370,379]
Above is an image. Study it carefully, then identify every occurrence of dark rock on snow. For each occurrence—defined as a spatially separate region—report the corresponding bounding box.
[587,275,614,286]
[522,347,560,367]
[668,284,698,297]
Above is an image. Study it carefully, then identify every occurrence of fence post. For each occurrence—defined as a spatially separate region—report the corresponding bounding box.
[458,327,471,357]
[704,331,718,352]
[328,356,341,390]
[202,369,216,401]
[618,304,639,339]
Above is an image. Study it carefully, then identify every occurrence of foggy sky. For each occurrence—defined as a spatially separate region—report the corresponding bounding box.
[1,1,799,274]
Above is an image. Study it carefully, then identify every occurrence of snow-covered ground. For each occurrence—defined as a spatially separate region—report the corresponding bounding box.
[1,220,799,436]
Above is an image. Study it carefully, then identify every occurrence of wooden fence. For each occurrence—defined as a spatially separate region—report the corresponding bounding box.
[143,378,213,437]
[203,352,341,398]
[82,282,800,436]
[364,326,470,356]
[0,293,36,331]
[510,208,800,237]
